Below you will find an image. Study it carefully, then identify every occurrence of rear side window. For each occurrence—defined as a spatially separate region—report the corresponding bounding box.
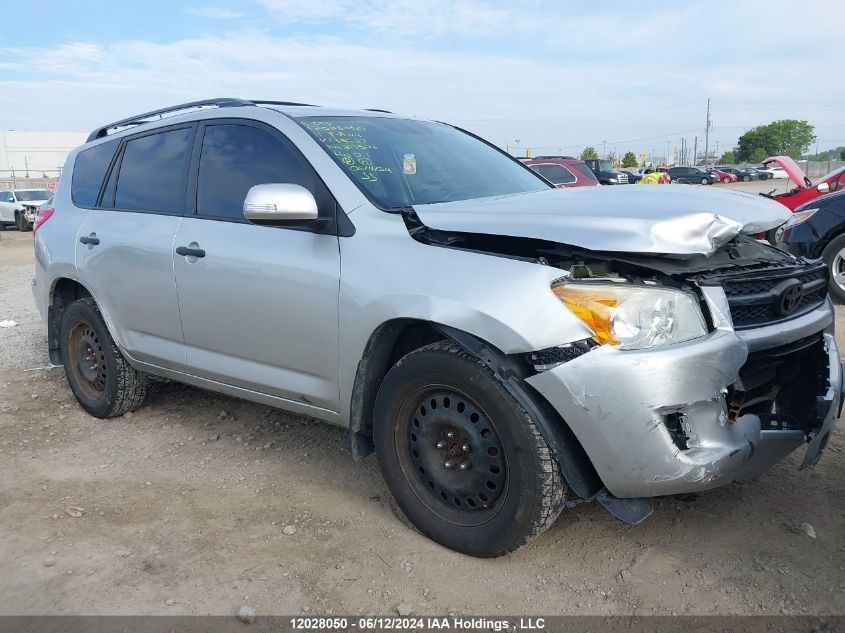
[196,124,312,221]
[71,140,118,207]
[115,127,192,214]
[530,163,576,185]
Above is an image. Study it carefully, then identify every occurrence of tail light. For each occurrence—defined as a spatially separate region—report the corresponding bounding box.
[33,207,54,235]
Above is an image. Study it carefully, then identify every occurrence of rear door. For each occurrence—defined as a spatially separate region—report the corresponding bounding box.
[75,125,193,370]
[173,120,341,411]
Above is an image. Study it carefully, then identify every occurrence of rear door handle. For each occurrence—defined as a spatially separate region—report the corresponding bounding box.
[176,245,206,258]
[79,234,100,246]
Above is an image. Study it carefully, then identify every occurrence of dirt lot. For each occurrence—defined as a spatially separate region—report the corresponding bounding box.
[0,226,843,617]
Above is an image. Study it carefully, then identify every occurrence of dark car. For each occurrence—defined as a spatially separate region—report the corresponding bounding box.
[751,167,774,180]
[776,189,845,301]
[581,158,630,185]
[717,167,758,182]
[624,171,643,184]
[666,166,716,185]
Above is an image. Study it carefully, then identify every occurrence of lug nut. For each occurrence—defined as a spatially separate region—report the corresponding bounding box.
[446,431,455,439]
[436,440,445,449]
[444,461,453,469]
[461,444,469,452]
[459,462,469,471]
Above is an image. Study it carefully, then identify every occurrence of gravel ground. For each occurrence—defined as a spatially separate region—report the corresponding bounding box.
[0,228,843,617]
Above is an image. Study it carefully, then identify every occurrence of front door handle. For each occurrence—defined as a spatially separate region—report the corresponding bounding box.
[176,245,206,258]
[79,234,100,246]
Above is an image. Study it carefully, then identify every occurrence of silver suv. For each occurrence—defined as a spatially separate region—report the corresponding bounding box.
[33,98,842,556]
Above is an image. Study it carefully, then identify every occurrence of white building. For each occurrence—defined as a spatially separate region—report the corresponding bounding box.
[0,130,87,178]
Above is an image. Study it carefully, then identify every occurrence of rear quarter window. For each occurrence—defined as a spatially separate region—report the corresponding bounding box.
[71,140,119,207]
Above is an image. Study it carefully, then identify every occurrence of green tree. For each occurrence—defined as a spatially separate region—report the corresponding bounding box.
[735,120,815,162]
[719,151,736,165]
[606,152,618,167]
[841,149,845,161]
[580,146,599,160]
[749,148,768,164]
[621,151,638,168]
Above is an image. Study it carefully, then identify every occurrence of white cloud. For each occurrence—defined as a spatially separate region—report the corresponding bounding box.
[185,6,244,19]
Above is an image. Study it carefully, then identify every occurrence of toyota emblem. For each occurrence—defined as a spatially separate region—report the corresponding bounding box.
[777,279,803,316]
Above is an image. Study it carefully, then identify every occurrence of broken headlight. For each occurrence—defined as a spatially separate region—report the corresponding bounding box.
[552,281,707,350]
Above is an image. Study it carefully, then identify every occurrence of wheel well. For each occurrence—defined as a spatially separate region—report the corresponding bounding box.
[349,319,445,459]
[48,278,92,364]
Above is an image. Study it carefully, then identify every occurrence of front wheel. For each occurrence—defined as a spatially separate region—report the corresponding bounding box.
[743,175,751,182]
[722,177,731,184]
[373,341,566,557]
[15,212,31,232]
[823,234,845,303]
[700,177,709,185]
[60,297,148,418]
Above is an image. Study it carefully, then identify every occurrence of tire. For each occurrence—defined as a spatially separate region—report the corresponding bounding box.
[373,341,566,557]
[822,234,845,303]
[700,177,708,185]
[15,212,26,231]
[60,297,148,418]
[722,177,731,184]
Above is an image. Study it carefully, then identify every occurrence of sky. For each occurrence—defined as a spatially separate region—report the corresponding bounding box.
[1,0,844,161]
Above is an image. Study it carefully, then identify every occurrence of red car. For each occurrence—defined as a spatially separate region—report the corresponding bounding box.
[707,168,738,184]
[761,155,845,211]
[521,157,600,188]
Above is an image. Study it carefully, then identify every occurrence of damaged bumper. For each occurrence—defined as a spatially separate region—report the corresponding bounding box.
[526,302,842,499]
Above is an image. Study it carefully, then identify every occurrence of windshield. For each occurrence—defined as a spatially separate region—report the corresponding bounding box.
[596,160,613,171]
[814,165,845,186]
[15,190,50,201]
[299,116,550,208]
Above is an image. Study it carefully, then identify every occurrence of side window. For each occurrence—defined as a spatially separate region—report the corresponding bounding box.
[196,123,313,222]
[836,171,845,192]
[531,164,576,185]
[115,127,192,214]
[71,140,118,207]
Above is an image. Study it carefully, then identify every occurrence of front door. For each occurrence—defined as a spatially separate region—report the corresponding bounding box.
[173,121,341,412]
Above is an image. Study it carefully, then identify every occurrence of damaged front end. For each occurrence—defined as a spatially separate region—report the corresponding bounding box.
[409,216,843,503]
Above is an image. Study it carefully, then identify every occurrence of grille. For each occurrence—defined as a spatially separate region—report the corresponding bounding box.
[617,173,629,184]
[715,263,828,329]
[527,340,597,370]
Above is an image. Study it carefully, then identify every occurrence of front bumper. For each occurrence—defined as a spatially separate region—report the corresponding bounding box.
[526,302,842,498]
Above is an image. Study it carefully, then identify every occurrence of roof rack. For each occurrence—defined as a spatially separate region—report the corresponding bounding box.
[86,98,253,142]
[364,108,392,113]
[250,100,316,107]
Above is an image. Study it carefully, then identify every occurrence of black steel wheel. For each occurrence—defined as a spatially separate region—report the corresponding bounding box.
[373,341,566,557]
[403,388,507,525]
[60,297,148,418]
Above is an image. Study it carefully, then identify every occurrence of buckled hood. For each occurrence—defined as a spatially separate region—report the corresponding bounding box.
[411,186,791,256]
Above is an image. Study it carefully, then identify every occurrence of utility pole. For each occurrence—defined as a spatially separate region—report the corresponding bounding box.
[602,140,607,159]
[693,136,698,166]
[666,140,670,166]
[704,98,711,166]
[716,141,720,163]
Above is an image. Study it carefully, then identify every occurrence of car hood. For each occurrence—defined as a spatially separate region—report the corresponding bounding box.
[763,156,810,189]
[19,198,49,206]
[411,186,791,256]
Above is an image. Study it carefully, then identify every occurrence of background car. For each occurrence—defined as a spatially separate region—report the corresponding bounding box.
[776,189,845,301]
[623,170,642,184]
[666,166,716,184]
[762,155,845,211]
[759,165,789,179]
[0,188,52,231]
[707,168,738,183]
[581,158,630,184]
[521,157,599,187]
[751,167,773,180]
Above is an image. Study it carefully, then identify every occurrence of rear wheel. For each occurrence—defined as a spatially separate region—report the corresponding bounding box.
[60,297,148,418]
[823,234,845,303]
[373,341,565,557]
[743,175,751,182]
